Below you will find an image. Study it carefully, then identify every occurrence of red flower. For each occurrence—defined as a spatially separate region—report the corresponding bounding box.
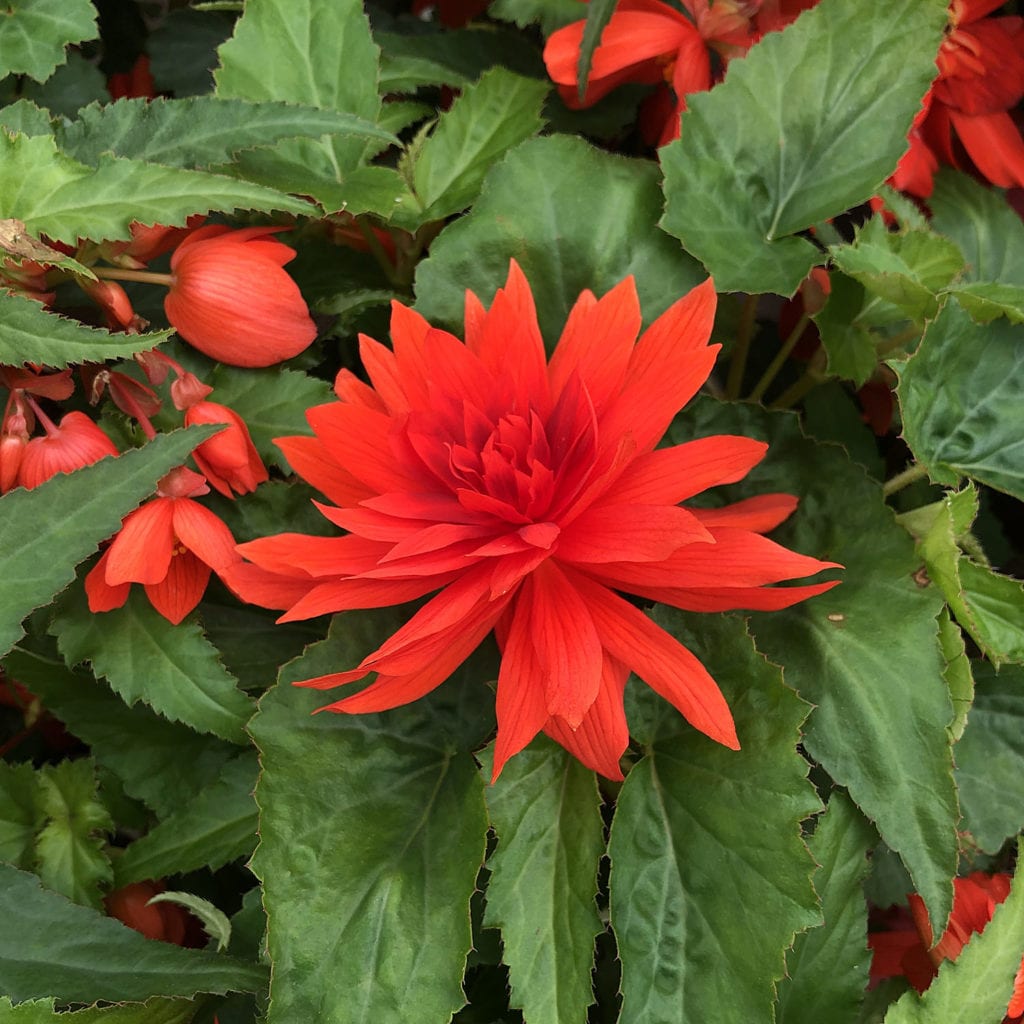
[164,226,317,368]
[107,55,157,101]
[105,881,193,945]
[184,400,269,499]
[870,872,1024,1021]
[86,466,241,624]
[17,410,119,490]
[224,262,840,779]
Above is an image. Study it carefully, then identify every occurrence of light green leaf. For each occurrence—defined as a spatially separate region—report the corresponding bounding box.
[115,753,257,886]
[250,610,493,1024]
[957,560,1024,665]
[0,863,266,1003]
[56,96,395,169]
[0,131,314,246]
[675,399,958,936]
[0,98,54,137]
[938,608,973,744]
[0,0,97,82]
[480,737,605,1024]
[946,282,1024,325]
[0,426,216,659]
[775,792,877,1024]
[0,290,173,368]
[0,763,42,868]
[148,892,231,952]
[899,297,1024,500]
[660,0,947,294]
[883,840,1024,1023]
[51,584,254,746]
[956,663,1024,855]
[416,134,705,345]
[413,67,548,223]
[214,0,381,208]
[0,996,198,1024]
[35,760,113,909]
[611,611,820,1024]
[3,640,236,820]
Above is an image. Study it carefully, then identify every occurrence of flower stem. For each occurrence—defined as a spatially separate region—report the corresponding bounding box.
[875,324,921,358]
[882,462,929,497]
[92,266,174,287]
[747,312,810,403]
[725,293,759,400]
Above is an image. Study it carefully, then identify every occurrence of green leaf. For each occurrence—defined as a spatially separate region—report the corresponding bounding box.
[115,753,257,886]
[676,399,958,936]
[249,610,492,1024]
[946,282,1024,325]
[0,763,42,868]
[490,0,583,33]
[148,892,232,952]
[214,0,381,207]
[56,97,396,169]
[938,608,973,744]
[929,170,1024,286]
[0,863,267,1003]
[412,67,548,223]
[19,51,107,118]
[775,791,877,1024]
[0,426,216,659]
[480,737,605,1024]
[611,611,820,1023]
[899,297,1024,501]
[35,760,113,909]
[813,273,883,386]
[3,641,236,820]
[0,290,173,368]
[149,8,234,98]
[0,131,315,246]
[956,663,1024,855]
[0,98,54,137]
[51,584,254,746]
[415,134,705,345]
[577,0,616,101]
[0,0,97,82]
[883,840,1024,1024]
[0,996,198,1024]
[660,0,947,294]
[206,365,332,472]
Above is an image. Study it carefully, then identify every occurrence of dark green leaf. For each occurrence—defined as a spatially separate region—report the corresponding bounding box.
[577,0,616,101]
[0,290,173,368]
[611,611,820,1024]
[51,584,254,745]
[149,8,234,98]
[0,863,266,1003]
[19,52,107,118]
[0,0,97,82]
[415,134,705,345]
[0,763,42,868]
[489,0,582,33]
[115,753,257,885]
[776,791,876,1024]
[814,272,884,386]
[480,737,605,1024]
[0,427,216,659]
[660,0,947,294]
[899,297,1024,500]
[56,97,395,169]
[956,663,1024,855]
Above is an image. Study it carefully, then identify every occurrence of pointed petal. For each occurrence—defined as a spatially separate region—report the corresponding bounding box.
[387,301,436,409]
[274,435,376,506]
[641,579,842,612]
[557,503,711,564]
[279,574,456,622]
[220,562,319,610]
[691,493,798,532]
[950,109,1024,189]
[333,367,387,411]
[611,435,768,505]
[144,550,210,624]
[568,569,739,749]
[85,549,131,612]
[105,500,175,585]
[171,498,239,572]
[236,532,386,577]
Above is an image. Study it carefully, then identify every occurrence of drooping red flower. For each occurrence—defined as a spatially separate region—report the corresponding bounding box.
[107,55,157,101]
[17,410,119,490]
[870,872,1024,1021]
[86,466,241,624]
[184,400,269,499]
[105,880,198,946]
[223,261,840,779]
[164,226,317,368]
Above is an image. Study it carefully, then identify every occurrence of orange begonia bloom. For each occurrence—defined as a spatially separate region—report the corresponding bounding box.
[224,262,839,779]
[184,400,269,499]
[17,411,119,490]
[164,226,317,368]
[86,466,241,624]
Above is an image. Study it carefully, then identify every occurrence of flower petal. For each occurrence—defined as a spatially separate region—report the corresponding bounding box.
[85,549,131,612]
[274,435,376,507]
[105,500,175,585]
[557,503,711,564]
[144,549,210,624]
[171,498,239,572]
[691,493,798,532]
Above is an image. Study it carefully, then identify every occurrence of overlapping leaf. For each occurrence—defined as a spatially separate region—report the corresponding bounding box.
[0,763,42,868]
[611,611,820,1024]
[0,426,216,659]
[480,737,605,1024]
[0,996,198,1024]
[0,0,97,82]
[415,134,705,344]
[660,0,947,294]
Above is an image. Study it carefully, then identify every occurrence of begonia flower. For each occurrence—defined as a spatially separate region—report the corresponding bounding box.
[86,466,241,624]
[870,872,1024,1021]
[184,400,269,499]
[17,410,119,490]
[105,880,192,945]
[107,55,157,101]
[223,261,840,779]
[164,226,317,368]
